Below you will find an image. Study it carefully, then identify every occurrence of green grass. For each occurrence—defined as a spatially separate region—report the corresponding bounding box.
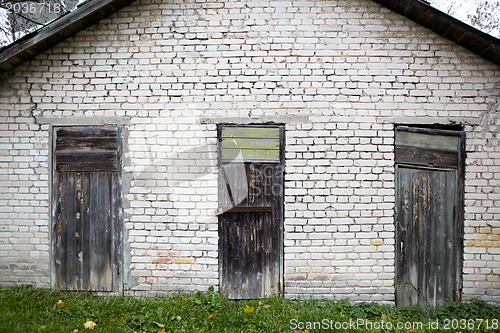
[0,285,499,332]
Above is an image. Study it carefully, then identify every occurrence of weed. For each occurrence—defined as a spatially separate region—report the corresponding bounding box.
[0,285,498,332]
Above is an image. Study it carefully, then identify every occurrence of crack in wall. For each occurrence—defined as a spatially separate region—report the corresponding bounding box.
[479,82,500,147]
[27,80,41,126]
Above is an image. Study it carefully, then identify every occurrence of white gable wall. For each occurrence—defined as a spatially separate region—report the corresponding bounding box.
[0,0,499,303]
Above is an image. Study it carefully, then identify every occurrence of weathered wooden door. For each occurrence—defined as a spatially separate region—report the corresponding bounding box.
[218,125,284,299]
[53,126,122,291]
[395,126,464,307]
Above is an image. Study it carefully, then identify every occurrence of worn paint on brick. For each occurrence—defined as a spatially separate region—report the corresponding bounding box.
[173,258,195,264]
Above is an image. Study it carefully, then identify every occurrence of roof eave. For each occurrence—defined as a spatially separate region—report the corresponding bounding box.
[0,0,135,73]
[0,0,499,73]
[372,0,500,65]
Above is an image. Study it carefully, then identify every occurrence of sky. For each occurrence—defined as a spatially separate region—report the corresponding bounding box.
[430,0,476,18]
[429,0,500,38]
[0,0,84,47]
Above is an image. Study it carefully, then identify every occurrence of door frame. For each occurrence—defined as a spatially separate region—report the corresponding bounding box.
[394,125,465,306]
[217,124,285,298]
[50,125,124,292]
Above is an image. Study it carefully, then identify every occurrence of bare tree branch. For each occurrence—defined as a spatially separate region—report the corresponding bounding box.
[0,4,45,25]
[467,0,500,37]
[0,0,76,46]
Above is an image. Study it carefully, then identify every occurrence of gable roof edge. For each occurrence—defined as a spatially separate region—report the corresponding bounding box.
[372,0,500,66]
[0,0,499,73]
[0,0,135,73]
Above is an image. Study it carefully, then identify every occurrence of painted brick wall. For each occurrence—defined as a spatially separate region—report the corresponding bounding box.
[0,78,50,287]
[0,0,499,303]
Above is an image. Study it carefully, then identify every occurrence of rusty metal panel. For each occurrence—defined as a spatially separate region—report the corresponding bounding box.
[218,125,284,299]
[53,126,122,292]
[395,126,464,307]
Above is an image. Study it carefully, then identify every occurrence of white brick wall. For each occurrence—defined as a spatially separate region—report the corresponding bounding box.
[284,120,395,302]
[0,79,50,287]
[0,0,499,303]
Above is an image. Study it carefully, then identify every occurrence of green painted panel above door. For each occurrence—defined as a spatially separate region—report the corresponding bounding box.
[220,126,281,163]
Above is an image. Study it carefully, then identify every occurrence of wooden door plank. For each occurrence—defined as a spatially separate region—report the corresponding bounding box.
[111,171,122,291]
[55,173,68,289]
[54,174,62,289]
[395,130,459,152]
[272,163,284,295]
[394,146,458,168]
[427,171,439,307]
[56,151,118,172]
[220,213,230,296]
[253,213,264,298]
[103,173,114,291]
[432,171,444,306]
[415,171,427,306]
[231,213,243,298]
[396,167,420,306]
[56,126,118,139]
[247,164,258,206]
[263,212,273,296]
[56,137,119,151]
[444,171,458,303]
[74,173,84,290]
[395,167,406,305]
[242,213,254,299]
[395,125,462,137]
[88,174,99,291]
[89,173,113,291]
[226,213,237,298]
[65,173,77,290]
[80,173,90,290]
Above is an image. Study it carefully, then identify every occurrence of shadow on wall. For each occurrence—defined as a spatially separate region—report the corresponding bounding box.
[130,132,250,218]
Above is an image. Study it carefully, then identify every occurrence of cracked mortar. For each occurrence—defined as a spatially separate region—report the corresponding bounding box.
[479,82,500,146]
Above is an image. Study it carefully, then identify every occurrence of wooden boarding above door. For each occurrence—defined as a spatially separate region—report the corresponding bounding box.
[55,126,120,172]
[220,126,281,163]
[395,126,460,169]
